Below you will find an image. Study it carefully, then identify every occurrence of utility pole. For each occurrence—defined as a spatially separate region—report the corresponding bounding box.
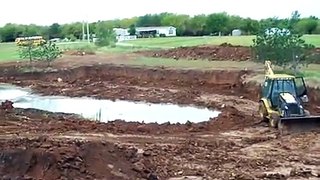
[82,21,85,41]
[86,21,90,43]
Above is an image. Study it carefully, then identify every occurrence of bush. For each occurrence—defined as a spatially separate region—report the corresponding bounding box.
[18,41,62,66]
[94,24,117,47]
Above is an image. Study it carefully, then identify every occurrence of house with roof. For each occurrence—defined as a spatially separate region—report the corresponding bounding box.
[135,26,176,37]
[113,26,177,40]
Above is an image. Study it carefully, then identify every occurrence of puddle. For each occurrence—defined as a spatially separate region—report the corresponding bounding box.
[0,84,220,124]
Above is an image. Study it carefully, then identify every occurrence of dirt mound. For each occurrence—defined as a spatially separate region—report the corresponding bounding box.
[1,100,13,110]
[0,137,146,179]
[138,45,252,61]
[138,45,320,64]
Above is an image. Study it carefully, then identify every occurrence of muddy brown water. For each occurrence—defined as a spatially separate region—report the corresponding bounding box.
[0,84,220,123]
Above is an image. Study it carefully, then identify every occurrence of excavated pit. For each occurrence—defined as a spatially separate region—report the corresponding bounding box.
[0,62,320,179]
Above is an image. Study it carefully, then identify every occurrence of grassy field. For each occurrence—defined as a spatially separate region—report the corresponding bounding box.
[0,36,319,85]
[0,35,319,61]
[125,35,320,48]
[0,43,20,61]
[0,42,95,62]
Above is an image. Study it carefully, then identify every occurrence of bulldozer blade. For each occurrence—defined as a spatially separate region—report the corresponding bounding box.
[278,116,320,135]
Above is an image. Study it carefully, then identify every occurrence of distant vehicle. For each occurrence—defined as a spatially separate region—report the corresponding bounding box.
[15,36,46,46]
[50,38,61,42]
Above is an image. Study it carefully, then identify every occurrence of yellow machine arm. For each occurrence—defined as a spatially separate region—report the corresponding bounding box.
[264,60,274,76]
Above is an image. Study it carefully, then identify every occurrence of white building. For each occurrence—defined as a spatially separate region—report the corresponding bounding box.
[232,29,242,36]
[113,26,177,40]
[113,28,130,36]
[136,26,177,37]
[113,28,136,42]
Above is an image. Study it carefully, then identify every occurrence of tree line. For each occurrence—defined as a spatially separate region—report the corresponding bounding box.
[0,11,319,42]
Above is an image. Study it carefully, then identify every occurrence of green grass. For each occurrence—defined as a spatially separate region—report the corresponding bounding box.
[125,34,320,48]
[302,35,320,47]
[0,41,99,61]
[0,43,20,61]
[125,36,255,48]
[1,35,320,61]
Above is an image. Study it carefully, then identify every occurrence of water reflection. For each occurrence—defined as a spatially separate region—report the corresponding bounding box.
[0,84,220,123]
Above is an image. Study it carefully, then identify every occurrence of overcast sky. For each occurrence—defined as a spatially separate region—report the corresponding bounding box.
[1,0,319,26]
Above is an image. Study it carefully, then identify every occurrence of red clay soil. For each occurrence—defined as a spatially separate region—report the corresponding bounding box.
[0,137,145,179]
[1,63,318,112]
[137,44,252,61]
[137,44,320,63]
[0,104,257,136]
[0,62,320,179]
[1,108,320,179]
[0,64,258,100]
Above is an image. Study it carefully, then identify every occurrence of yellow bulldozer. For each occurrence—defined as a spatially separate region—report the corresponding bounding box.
[259,61,320,134]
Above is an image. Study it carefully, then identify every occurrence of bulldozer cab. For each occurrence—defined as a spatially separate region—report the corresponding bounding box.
[260,61,320,134]
[262,76,308,109]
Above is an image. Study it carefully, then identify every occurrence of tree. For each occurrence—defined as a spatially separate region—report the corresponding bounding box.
[118,17,138,28]
[61,22,83,39]
[225,15,243,34]
[287,10,301,31]
[161,14,190,36]
[128,24,136,35]
[240,18,260,35]
[18,41,61,66]
[48,23,61,39]
[37,41,62,66]
[252,18,315,74]
[94,23,117,47]
[0,23,24,42]
[136,14,163,27]
[314,23,320,34]
[23,24,40,37]
[18,41,38,63]
[295,18,318,34]
[188,15,208,36]
[206,13,229,35]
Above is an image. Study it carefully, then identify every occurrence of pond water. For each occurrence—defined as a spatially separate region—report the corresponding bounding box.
[0,84,220,124]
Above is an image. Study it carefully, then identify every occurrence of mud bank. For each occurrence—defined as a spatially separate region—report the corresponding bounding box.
[0,64,257,99]
[0,137,145,179]
[137,45,320,64]
[1,108,320,179]
[0,64,318,109]
[0,63,319,113]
